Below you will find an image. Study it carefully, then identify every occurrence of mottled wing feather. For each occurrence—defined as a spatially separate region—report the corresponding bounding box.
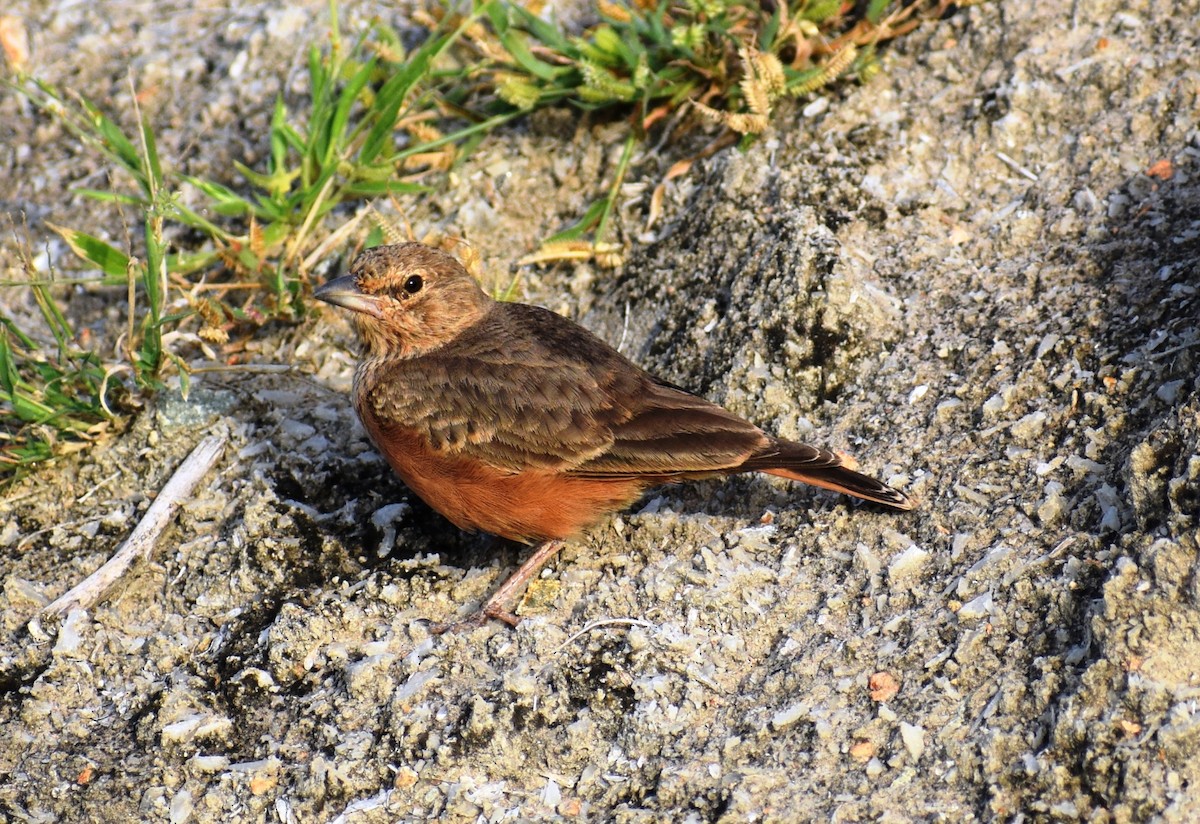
[570,379,768,478]
[364,358,618,472]
[362,304,633,472]
[741,442,844,471]
[361,303,769,479]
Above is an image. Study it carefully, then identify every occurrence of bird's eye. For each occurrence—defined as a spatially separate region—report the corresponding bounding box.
[403,275,423,294]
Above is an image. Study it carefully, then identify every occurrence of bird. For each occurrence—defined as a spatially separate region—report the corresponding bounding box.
[315,242,914,629]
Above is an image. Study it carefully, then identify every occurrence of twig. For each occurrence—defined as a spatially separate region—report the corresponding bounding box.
[327,789,392,824]
[1146,338,1200,362]
[39,433,227,618]
[185,362,297,375]
[553,617,658,654]
[16,518,100,552]
[995,151,1039,181]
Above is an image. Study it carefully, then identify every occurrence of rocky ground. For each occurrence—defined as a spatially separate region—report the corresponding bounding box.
[1,0,1198,821]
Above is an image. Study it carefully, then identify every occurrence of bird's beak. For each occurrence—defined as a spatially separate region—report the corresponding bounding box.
[314,275,384,318]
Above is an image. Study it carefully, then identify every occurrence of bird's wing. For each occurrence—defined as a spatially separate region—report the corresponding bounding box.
[362,347,623,472]
[359,304,767,477]
[568,378,768,479]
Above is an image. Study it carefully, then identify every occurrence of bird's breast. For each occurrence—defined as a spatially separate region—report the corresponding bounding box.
[355,400,643,544]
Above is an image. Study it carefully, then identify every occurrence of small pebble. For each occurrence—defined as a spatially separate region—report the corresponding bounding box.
[957,591,994,622]
[888,545,931,584]
[900,723,926,761]
[169,789,193,824]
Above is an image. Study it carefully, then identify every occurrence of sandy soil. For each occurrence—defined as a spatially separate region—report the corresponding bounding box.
[2,0,1198,821]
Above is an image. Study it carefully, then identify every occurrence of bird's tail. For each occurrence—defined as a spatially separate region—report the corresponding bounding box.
[742,439,915,511]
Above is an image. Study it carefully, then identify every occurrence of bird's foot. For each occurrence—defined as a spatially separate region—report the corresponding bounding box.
[427,601,521,635]
[427,539,566,635]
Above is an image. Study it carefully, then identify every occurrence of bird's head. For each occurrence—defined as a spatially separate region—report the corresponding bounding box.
[315,243,492,357]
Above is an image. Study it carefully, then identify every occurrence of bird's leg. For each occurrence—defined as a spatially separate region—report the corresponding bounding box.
[479,539,567,626]
[430,539,566,634]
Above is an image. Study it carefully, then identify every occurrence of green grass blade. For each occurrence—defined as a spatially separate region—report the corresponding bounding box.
[270,96,291,172]
[172,202,239,240]
[328,55,377,162]
[509,4,572,51]
[166,249,220,276]
[0,311,39,351]
[483,0,509,36]
[140,117,163,187]
[10,389,60,425]
[0,328,18,396]
[165,352,191,400]
[29,281,73,356]
[803,0,843,23]
[181,175,258,218]
[498,28,564,81]
[47,224,132,279]
[249,191,290,222]
[760,4,782,47]
[340,180,428,198]
[360,13,476,164]
[392,110,522,164]
[307,44,335,170]
[74,188,148,207]
[142,214,165,374]
[544,198,607,243]
[866,0,891,24]
[78,98,146,190]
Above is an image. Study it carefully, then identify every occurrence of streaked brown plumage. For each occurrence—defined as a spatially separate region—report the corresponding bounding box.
[316,242,913,627]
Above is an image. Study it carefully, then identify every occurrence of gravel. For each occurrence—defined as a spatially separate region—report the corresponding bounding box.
[2,0,1199,821]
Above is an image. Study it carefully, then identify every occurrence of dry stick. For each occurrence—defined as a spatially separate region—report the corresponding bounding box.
[40,433,227,618]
